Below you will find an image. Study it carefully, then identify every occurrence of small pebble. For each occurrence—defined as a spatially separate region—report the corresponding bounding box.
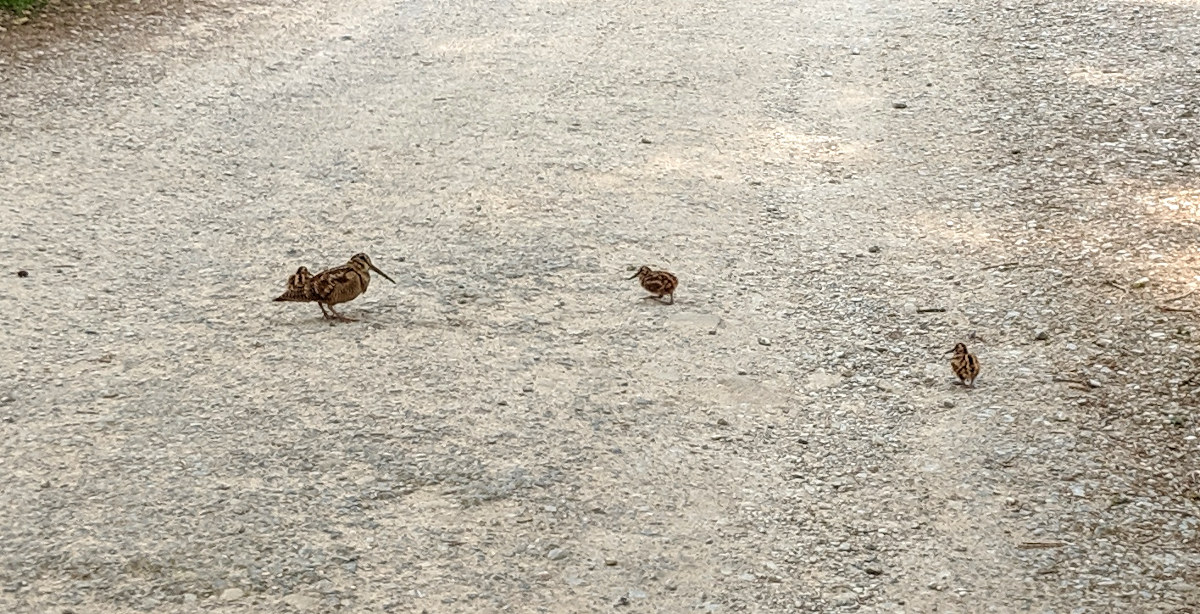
[830,592,858,606]
[1087,379,1102,389]
[758,337,772,346]
[867,245,880,253]
[1035,330,1049,341]
[605,558,618,566]
[17,270,28,278]
[942,400,955,409]
[892,100,908,109]
[547,548,567,560]
[220,588,244,601]
[1130,277,1149,289]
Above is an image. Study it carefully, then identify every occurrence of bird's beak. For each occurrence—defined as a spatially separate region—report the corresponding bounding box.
[943,349,955,356]
[369,263,397,284]
[627,272,640,280]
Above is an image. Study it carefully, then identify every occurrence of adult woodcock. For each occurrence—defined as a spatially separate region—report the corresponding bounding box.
[274,253,396,322]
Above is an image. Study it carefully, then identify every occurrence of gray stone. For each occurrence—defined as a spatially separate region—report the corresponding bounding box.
[282,594,319,610]
[830,592,858,606]
[806,371,842,391]
[220,588,244,602]
[547,548,568,560]
[892,100,908,109]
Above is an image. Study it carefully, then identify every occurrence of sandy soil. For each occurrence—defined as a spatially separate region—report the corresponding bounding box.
[2,0,1198,612]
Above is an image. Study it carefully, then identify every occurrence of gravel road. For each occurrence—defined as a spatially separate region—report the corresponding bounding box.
[2,0,1198,611]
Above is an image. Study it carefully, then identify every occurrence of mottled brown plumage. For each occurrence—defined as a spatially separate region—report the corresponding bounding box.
[948,342,980,387]
[281,266,313,296]
[274,253,395,322]
[629,265,678,304]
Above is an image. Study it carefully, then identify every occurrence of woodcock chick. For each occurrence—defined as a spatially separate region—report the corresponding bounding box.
[629,265,678,304]
[947,342,981,387]
[274,253,395,322]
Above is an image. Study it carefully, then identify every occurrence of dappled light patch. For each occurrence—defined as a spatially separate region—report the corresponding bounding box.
[1141,187,1200,219]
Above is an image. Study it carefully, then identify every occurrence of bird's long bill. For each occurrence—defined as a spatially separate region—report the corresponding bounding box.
[627,271,640,279]
[369,263,397,284]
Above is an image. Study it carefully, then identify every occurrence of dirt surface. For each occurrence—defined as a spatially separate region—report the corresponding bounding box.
[2,0,1199,612]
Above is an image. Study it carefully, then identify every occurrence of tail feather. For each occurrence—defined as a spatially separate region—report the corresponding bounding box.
[274,290,313,302]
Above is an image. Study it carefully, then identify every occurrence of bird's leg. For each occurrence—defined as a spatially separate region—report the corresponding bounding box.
[318,303,333,320]
[664,293,674,305]
[326,304,357,322]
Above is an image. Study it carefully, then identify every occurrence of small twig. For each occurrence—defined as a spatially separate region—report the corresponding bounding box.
[1161,508,1199,517]
[916,307,946,313]
[981,261,1020,271]
[1103,280,1129,294]
[1159,306,1197,313]
[1018,541,1067,550]
[1052,377,1086,385]
[1162,289,1196,303]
